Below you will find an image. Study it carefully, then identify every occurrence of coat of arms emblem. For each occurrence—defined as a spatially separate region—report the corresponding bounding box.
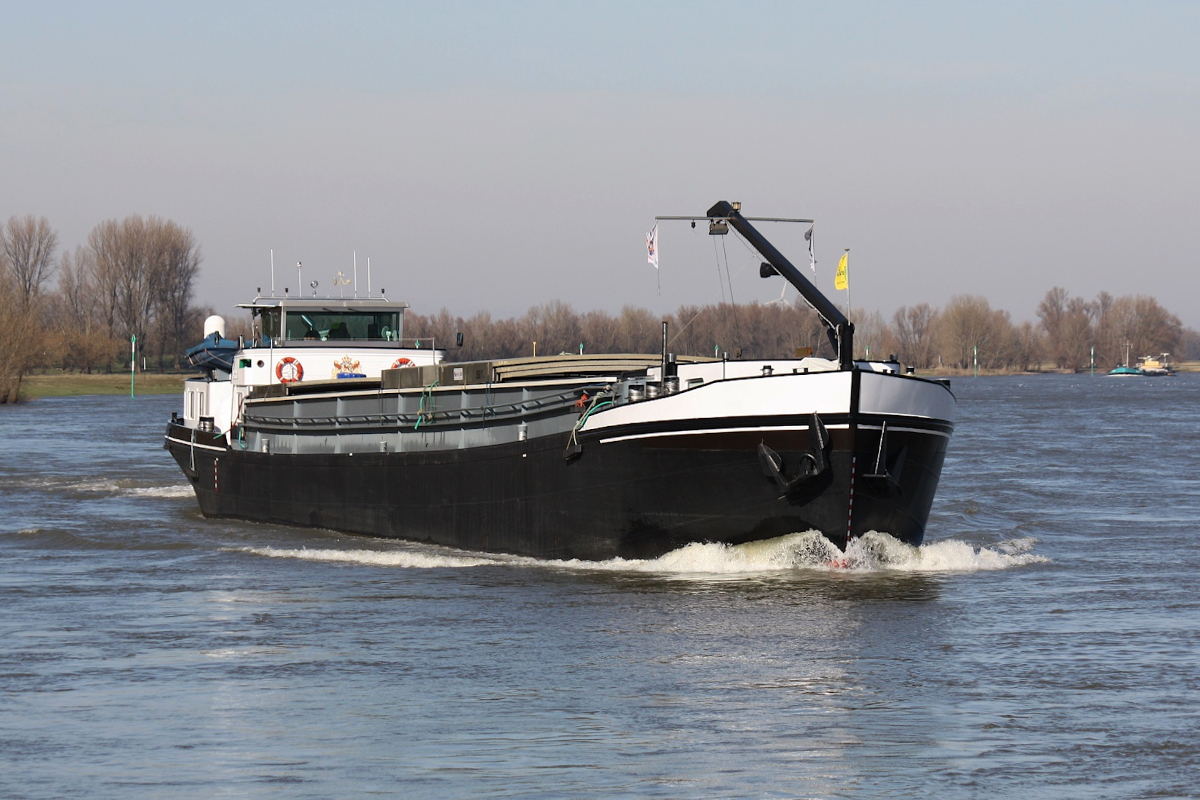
[332,356,363,378]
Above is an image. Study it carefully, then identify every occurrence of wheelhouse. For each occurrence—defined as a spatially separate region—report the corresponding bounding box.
[239,297,411,348]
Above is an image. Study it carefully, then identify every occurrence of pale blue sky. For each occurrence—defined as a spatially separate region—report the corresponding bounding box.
[4,2,1199,327]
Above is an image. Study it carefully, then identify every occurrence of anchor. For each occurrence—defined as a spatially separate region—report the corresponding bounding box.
[757,412,831,495]
[863,420,907,496]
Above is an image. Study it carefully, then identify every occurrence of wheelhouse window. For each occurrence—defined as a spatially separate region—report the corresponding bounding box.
[256,309,282,341]
[283,310,402,342]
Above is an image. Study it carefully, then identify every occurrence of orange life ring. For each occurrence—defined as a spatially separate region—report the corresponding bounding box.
[276,357,304,383]
[391,358,414,369]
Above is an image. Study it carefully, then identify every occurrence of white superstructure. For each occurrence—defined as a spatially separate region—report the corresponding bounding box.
[181,296,442,437]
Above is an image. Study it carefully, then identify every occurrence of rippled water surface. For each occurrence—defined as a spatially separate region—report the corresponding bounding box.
[2,375,1198,798]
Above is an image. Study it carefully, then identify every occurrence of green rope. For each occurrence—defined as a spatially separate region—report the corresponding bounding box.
[415,380,439,430]
[578,399,613,427]
[566,393,612,452]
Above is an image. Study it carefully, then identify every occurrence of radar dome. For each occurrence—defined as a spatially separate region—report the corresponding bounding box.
[203,315,227,340]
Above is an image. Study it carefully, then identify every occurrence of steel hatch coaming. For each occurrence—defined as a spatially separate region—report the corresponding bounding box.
[165,408,949,559]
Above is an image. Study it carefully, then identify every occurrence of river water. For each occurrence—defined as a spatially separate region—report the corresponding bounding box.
[1,374,1198,799]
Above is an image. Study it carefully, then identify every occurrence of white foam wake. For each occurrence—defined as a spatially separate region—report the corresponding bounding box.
[239,545,502,569]
[832,531,1048,573]
[50,478,194,498]
[122,485,194,498]
[552,531,1047,574]
[237,531,1047,575]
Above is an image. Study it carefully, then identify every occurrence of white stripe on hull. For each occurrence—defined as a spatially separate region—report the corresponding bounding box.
[165,435,227,453]
[599,424,817,445]
[598,422,951,445]
[855,424,952,439]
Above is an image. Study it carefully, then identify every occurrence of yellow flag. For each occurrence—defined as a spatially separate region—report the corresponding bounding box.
[834,252,848,290]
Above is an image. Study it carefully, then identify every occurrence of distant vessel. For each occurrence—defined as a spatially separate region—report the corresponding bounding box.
[1108,344,1175,377]
[1108,342,1145,376]
[1138,353,1175,377]
[165,201,956,560]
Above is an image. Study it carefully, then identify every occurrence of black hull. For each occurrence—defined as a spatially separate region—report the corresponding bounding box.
[166,417,949,561]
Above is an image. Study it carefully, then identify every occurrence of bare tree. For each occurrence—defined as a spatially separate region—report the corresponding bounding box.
[405,308,458,351]
[489,316,526,358]
[114,216,160,358]
[988,308,1020,369]
[221,312,254,343]
[616,305,661,353]
[1111,295,1182,361]
[1012,321,1044,372]
[80,215,204,369]
[156,221,202,368]
[1037,287,1094,370]
[1060,296,1094,370]
[579,309,620,355]
[86,219,125,345]
[1,215,58,309]
[50,246,120,374]
[893,303,940,368]
[1089,291,1116,367]
[0,217,60,399]
[937,294,1016,369]
[851,309,895,361]
[1037,287,1068,339]
[1180,328,1200,361]
[755,302,834,360]
[457,311,496,361]
[523,300,582,356]
[0,273,43,402]
[789,303,835,359]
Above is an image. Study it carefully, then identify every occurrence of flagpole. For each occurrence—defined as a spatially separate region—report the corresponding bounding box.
[844,248,850,327]
[833,248,851,356]
[806,224,816,274]
[646,222,661,294]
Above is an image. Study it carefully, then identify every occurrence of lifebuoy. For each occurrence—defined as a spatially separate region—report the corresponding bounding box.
[276,357,304,383]
[391,358,414,369]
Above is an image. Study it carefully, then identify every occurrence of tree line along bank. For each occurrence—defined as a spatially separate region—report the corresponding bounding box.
[1,214,202,402]
[3,214,1195,402]
[398,290,1193,374]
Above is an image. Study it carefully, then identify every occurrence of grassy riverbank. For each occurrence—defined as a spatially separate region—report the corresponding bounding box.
[21,371,189,397]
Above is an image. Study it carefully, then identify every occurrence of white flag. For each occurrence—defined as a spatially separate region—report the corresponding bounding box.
[646,222,659,269]
[805,224,816,273]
